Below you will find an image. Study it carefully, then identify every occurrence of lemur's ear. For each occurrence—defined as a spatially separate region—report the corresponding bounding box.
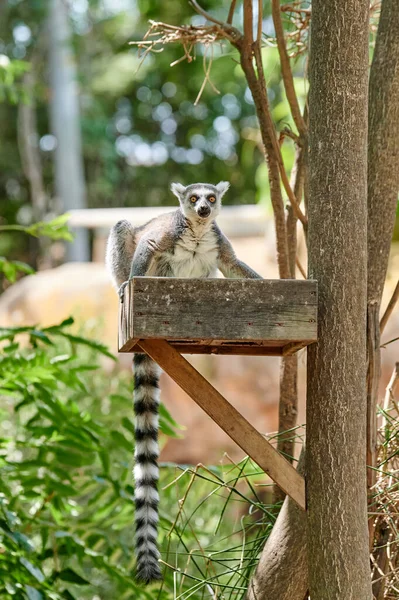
[171,182,186,199]
[216,181,230,198]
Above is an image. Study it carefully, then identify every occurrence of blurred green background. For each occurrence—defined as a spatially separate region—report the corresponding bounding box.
[0,0,309,271]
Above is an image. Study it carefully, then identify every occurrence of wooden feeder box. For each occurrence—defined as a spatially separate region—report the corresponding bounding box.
[119,277,318,511]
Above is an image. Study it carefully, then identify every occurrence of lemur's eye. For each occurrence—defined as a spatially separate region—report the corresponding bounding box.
[208,196,216,203]
[190,195,197,203]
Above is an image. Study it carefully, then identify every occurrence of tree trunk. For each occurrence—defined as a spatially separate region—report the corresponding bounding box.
[246,449,307,600]
[366,0,399,592]
[48,0,89,262]
[18,70,47,222]
[366,0,399,495]
[307,0,371,598]
[17,68,49,269]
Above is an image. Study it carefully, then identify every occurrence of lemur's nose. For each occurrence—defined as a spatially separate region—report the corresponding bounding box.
[197,205,211,218]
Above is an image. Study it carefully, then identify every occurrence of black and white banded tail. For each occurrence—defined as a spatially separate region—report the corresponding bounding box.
[133,353,162,583]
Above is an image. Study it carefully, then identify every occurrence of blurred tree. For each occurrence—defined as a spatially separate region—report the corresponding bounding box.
[49,0,89,261]
[0,0,307,270]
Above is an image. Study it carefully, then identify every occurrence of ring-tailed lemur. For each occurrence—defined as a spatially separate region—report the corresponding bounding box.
[106,182,261,584]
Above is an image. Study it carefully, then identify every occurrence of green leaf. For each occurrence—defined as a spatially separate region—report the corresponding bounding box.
[43,317,74,332]
[54,332,116,360]
[121,417,135,435]
[29,331,53,346]
[48,481,78,497]
[53,449,94,467]
[11,531,35,552]
[25,585,44,600]
[99,450,110,474]
[111,430,133,452]
[158,403,183,429]
[57,568,90,585]
[19,558,45,583]
[61,591,77,600]
[159,418,181,439]
[49,354,72,364]
[0,257,34,283]
[158,403,183,438]
[25,214,74,242]
[2,342,19,353]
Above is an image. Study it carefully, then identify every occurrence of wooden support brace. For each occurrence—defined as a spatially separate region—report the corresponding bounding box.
[137,338,306,511]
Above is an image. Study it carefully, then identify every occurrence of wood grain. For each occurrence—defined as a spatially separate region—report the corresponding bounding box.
[138,338,306,510]
[119,277,317,354]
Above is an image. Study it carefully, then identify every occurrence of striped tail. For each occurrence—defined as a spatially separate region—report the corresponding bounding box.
[133,353,162,583]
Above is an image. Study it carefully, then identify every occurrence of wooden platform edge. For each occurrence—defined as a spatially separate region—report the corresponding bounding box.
[137,338,306,511]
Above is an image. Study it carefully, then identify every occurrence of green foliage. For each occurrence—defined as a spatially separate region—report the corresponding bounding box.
[0,214,74,242]
[0,315,175,599]
[0,258,34,283]
[0,58,30,104]
[0,314,272,599]
[0,214,73,287]
[0,218,270,599]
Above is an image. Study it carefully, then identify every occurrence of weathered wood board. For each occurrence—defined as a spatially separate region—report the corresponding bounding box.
[119,277,317,355]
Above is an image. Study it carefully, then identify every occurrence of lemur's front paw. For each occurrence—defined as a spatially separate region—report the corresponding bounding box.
[118,281,129,303]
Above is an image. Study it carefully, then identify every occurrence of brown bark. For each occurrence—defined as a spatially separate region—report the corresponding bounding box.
[367,0,399,495]
[17,68,49,269]
[17,71,47,221]
[275,143,305,500]
[367,0,399,306]
[277,355,298,460]
[246,450,307,600]
[238,46,290,280]
[307,0,371,598]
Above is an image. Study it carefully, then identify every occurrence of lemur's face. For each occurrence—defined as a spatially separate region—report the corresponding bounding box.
[171,182,230,222]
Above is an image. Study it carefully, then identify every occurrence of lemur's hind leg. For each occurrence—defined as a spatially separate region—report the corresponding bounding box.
[105,220,136,295]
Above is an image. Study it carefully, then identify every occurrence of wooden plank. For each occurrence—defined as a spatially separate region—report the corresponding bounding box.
[282,341,310,356]
[119,277,317,351]
[118,283,139,352]
[129,342,286,356]
[138,338,306,510]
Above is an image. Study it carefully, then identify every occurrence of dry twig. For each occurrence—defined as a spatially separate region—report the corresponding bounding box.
[380,279,399,335]
[371,363,399,598]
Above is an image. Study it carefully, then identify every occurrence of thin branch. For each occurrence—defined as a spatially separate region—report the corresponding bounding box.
[189,0,243,43]
[280,127,300,145]
[189,0,228,28]
[271,0,307,136]
[382,363,399,452]
[257,0,263,44]
[251,31,307,228]
[286,145,303,277]
[194,44,220,105]
[279,156,308,227]
[227,0,237,25]
[296,256,306,278]
[247,43,290,279]
[380,279,399,335]
[243,0,254,47]
[17,69,47,221]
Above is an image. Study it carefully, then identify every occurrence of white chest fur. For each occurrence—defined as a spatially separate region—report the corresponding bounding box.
[169,227,219,278]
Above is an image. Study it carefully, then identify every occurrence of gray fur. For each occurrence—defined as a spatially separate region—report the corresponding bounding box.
[105,182,261,584]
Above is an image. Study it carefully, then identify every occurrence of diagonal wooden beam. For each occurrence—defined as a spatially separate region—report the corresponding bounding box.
[137,338,306,510]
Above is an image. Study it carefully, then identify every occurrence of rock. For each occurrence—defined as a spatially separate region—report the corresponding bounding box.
[0,263,119,349]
